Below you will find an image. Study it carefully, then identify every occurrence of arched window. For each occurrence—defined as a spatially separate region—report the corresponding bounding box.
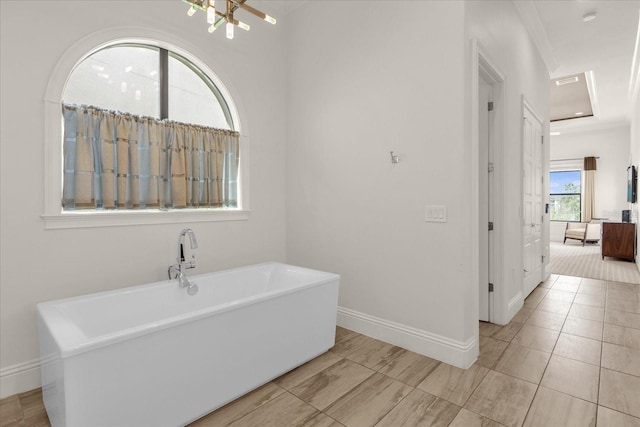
[60,43,241,212]
[64,44,234,129]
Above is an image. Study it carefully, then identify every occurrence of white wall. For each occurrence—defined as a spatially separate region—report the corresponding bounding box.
[631,60,640,272]
[550,126,631,241]
[0,1,288,397]
[285,0,550,368]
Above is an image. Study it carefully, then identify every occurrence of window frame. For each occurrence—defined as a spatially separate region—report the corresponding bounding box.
[549,169,582,222]
[43,33,250,229]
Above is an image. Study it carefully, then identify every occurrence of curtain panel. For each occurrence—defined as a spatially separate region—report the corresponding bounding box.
[62,104,239,210]
[583,156,597,222]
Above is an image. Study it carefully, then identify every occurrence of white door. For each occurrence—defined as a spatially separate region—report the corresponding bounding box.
[522,105,544,298]
[478,75,493,321]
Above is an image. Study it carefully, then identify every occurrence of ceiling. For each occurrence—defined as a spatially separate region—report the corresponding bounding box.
[260,1,640,134]
[518,0,640,134]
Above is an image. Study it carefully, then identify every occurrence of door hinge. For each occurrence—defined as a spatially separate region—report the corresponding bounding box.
[542,255,545,263]
[488,162,494,173]
[488,221,494,231]
[488,102,494,111]
[489,283,494,292]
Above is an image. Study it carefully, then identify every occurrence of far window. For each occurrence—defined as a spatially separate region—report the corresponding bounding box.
[62,43,239,211]
[549,170,581,221]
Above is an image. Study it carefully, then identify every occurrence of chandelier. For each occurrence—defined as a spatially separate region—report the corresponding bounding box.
[183,0,276,40]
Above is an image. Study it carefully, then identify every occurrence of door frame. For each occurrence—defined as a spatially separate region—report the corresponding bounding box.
[470,39,505,325]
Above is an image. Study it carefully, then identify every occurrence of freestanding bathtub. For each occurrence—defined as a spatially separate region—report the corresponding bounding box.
[37,262,340,427]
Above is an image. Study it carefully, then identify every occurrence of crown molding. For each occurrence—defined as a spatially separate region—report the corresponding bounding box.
[512,1,559,73]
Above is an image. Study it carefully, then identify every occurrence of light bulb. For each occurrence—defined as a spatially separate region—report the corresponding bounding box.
[187,6,196,16]
[237,21,250,31]
[226,22,234,39]
[207,6,216,24]
[208,23,217,33]
[264,14,276,25]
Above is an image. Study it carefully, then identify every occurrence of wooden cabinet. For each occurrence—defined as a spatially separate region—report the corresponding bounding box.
[602,222,636,262]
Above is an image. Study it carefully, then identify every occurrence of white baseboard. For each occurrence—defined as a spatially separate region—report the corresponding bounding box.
[507,291,524,322]
[0,358,42,399]
[337,306,478,369]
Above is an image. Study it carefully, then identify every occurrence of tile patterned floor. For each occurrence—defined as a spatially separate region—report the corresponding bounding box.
[2,274,640,427]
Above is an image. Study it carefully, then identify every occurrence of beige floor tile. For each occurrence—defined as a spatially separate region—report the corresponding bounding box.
[597,406,640,427]
[290,358,374,410]
[607,289,639,302]
[343,338,404,370]
[331,333,380,358]
[511,307,535,323]
[555,275,582,285]
[604,323,640,350]
[605,310,640,330]
[0,395,23,426]
[538,279,555,289]
[553,333,602,366]
[607,298,640,315]
[546,289,577,302]
[523,386,596,427]
[227,392,319,427]
[580,278,607,288]
[376,349,440,387]
[524,288,549,308]
[537,298,573,315]
[602,342,640,377]
[479,321,524,342]
[18,389,48,426]
[579,285,607,298]
[375,388,460,427]
[562,316,604,341]
[540,355,600,402]
[301,412,345,427]
[476,336,509,369]
[607,282,640,293]
[511,324,559,352]
[494,343,550,384]
[569,303,605,322]
[574,292,606,308]
[464,370,537,427]
[324,373,412,427]
[275,352,344,390]
[599,368,640,418]
[190,382,285,426]
[479,321,502,337]
[448,408,505,427]
[417,362,489,406]
[525,310,566,331]
[553,281,580,293]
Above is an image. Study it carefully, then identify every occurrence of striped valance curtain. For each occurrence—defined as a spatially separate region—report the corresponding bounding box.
[583,156,597,222]
[62,104,239,210]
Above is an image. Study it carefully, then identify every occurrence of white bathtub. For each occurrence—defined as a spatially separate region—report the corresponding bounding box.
[37,262,340,427]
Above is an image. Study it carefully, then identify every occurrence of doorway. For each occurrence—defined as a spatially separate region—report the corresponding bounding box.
[478,71,494,322]
[475,51,504,323]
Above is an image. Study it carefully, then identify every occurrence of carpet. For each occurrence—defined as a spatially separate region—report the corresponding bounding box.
[549,241,640,284]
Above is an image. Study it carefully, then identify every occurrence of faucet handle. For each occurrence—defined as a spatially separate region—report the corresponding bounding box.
[168,264,179,279]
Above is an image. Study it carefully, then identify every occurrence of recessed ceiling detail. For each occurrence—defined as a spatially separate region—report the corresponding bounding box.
[550,72,594,122]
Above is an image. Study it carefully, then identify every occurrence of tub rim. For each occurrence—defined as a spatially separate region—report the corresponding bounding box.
[37,262,340,358]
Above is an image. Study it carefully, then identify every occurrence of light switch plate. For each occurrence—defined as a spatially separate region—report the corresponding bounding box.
[425,205,447,222]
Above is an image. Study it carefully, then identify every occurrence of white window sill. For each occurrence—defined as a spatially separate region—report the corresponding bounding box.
[42,209,250,229]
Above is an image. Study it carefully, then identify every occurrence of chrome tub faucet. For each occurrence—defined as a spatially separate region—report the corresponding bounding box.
[169,228,199,295]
